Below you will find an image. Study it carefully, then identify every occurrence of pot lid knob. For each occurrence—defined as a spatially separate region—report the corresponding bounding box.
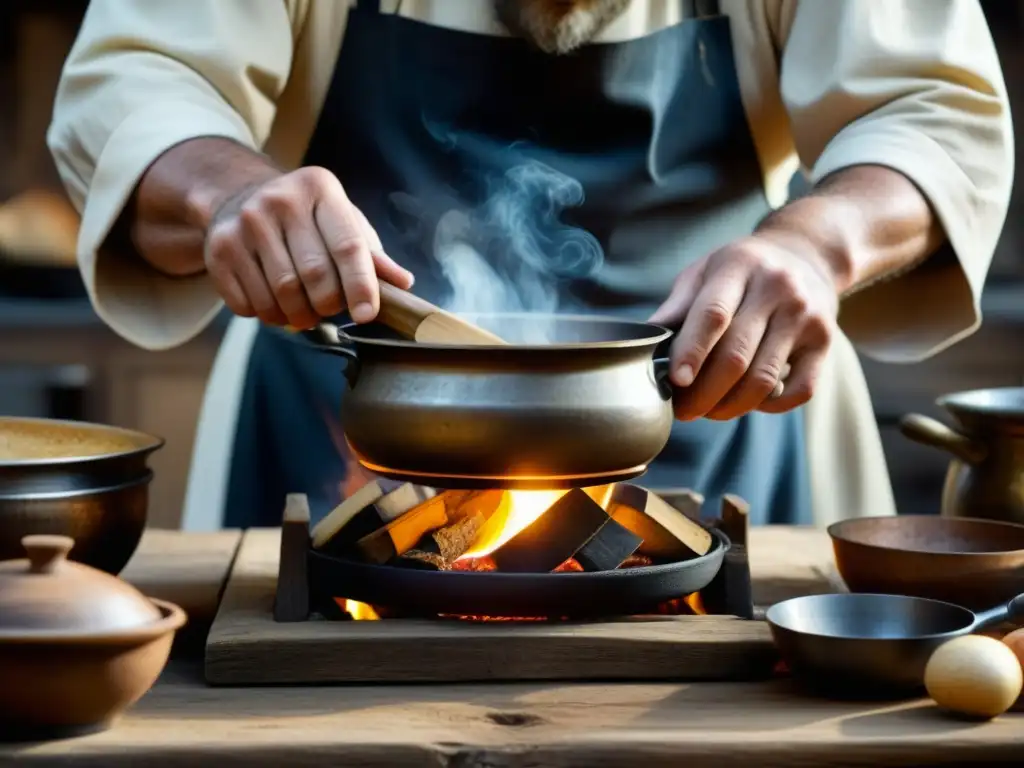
[0,534,162,636]
[23,534,74,574]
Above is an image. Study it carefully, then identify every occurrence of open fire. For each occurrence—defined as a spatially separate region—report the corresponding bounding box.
[314,480,715,621]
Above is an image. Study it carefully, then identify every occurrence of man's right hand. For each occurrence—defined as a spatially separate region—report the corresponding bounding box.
[205,166,414,329]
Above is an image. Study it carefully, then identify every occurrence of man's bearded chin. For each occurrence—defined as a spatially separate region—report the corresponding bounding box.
[495,0,631,55]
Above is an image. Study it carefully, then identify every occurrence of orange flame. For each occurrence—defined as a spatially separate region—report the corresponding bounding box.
[335,597,380,621]
[460,484,615,560]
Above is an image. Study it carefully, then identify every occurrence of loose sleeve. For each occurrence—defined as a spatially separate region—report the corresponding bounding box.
[774,0,1013,362]
[47,0,305,350]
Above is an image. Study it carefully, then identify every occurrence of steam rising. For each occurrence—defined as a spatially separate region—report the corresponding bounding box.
[433,161,604,344]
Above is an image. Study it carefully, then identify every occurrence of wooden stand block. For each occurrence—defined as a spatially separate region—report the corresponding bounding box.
[274,494,311,622]
[702,495,753,620]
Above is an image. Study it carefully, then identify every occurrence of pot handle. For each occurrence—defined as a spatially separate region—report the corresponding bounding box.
[297,327,361,389]
[652,358,675,401]
[651,357,791,403]
[899,413,986,465]
[971,593,1024,632]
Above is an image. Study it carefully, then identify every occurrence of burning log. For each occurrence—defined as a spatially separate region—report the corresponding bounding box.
[399,490,509,569]
[490,488,611,573]
[311,479,434,553]
[574,516,643,572]
[357,489,504,565]
[399,515,488,570]
[607,484,712,561]
[656,489,705,522]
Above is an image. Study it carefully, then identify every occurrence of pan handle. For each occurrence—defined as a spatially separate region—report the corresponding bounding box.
[971,593,1024,631]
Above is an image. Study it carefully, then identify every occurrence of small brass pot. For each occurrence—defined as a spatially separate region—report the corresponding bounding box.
[900,387,1024,525]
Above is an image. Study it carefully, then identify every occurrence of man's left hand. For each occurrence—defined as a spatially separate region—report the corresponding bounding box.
[649,231,840,421]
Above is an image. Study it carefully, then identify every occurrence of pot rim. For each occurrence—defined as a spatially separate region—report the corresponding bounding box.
[0,416,165,468]
[0,598,186,645]
[341,313,674,351]
[0,470,155,501]
[936,386,1024,423]
[827,515,1024,557]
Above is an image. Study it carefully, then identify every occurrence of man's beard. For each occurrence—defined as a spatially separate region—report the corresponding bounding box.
[494,0,632,55]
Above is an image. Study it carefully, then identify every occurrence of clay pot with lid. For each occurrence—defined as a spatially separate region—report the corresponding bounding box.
[0,535,186,740]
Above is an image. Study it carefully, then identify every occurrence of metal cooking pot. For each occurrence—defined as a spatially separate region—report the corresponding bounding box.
[302,314,675,489]
[0,417,163,574]
[900,387,1024,524]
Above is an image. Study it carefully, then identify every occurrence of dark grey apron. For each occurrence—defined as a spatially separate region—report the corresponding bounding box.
[224,0,812,528]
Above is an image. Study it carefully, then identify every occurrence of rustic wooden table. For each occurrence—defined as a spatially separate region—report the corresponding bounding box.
[1,527,1021,767]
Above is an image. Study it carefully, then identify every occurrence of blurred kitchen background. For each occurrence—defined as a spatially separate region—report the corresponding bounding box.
[1,1,1022,528]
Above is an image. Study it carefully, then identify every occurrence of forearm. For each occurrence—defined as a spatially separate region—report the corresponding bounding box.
[755,165,946,296]
[125,137,282,277]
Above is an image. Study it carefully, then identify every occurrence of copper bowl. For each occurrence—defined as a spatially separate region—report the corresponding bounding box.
[828,515,1024,610]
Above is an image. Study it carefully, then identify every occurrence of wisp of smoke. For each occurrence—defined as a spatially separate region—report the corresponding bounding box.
[434,160,604,343]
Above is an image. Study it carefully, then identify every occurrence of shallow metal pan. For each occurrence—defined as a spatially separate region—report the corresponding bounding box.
[308,529,729,618]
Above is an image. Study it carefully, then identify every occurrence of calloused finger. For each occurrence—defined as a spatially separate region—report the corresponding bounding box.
[682,303,774,421]
[230,244,288,326]
[314,191,378,323]
[240,207,317,328]
[706,318,795,420]
[207,259,255,318]
[668,265,747,388]
[353,206,415,290]
[758,350,823,414]
[283,220,342,321]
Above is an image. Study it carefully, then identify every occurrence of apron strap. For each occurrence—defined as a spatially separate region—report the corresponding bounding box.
[360,0,381,13]
[682,0,721,18]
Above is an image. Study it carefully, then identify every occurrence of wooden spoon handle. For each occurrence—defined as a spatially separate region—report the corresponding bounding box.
[375,282,440,339]
[377,282,506,346]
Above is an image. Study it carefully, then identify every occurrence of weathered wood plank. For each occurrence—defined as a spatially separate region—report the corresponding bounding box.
[2,659,1022,767]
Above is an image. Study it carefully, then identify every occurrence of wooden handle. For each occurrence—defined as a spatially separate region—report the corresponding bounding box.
[376,282,439,338]
[377,282,506,346]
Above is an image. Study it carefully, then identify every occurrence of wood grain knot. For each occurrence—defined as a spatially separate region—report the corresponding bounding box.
[485,711,545,727]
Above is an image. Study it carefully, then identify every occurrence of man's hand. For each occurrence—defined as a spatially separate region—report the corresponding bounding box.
[205,166,414,329]
[649,231,839,421]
